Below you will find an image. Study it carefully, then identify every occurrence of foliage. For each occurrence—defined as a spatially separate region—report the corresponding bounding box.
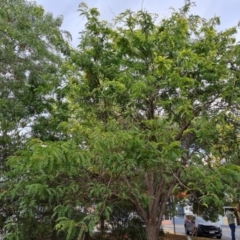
[187,164,240,221]
[0,0,70,167]
[66,2,240,239]
[0,0,72,238]
[1,139,92,239]
[3,1,240,240]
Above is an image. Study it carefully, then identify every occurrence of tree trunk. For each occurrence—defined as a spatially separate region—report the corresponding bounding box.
[146,223,159,240]
[100,215,105,239]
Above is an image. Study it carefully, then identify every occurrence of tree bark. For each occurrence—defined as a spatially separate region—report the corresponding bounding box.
[146,223,159,240]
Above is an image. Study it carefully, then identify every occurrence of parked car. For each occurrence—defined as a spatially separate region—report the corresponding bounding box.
[184,214,222,239]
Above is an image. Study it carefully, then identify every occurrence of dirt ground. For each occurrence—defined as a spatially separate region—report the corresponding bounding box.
[159,233,188,240]
[89,232,212,240]
[161,233,211,240]
[90,233,188,240]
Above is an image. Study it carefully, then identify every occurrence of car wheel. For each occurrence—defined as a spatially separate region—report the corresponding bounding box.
[185,226,189,235]
[217,236,222,239]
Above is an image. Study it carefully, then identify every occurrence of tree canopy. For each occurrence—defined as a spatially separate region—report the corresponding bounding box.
[2,1,240,240]
[0,0,71,238]
[0,0,70,168]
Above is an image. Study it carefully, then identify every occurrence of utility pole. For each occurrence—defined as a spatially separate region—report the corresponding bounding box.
[171,195,176,234]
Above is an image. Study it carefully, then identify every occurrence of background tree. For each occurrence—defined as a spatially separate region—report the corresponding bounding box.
[0,0,71,237]
[0,0,70,169]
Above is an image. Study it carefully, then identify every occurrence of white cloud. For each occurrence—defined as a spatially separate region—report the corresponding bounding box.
[32,0,240,47]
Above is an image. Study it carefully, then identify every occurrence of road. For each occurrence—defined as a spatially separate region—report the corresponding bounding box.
[163,217,240,240]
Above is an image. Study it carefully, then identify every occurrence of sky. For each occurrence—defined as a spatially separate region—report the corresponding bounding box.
[32,0,240,47]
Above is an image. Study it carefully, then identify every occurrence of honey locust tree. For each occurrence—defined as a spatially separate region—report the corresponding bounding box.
[63,2,240,240]
[0,0,70,168]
